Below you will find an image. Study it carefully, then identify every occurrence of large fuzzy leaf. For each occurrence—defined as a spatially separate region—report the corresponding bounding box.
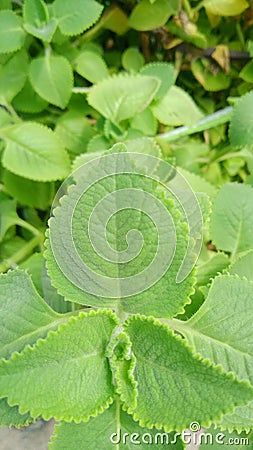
[1,122,70,181]
[229,92,253,148]
[0,310,118,422]
[121,316,253,431]
[46,147,195,318]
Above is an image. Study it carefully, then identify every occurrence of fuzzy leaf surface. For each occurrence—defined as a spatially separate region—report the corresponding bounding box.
[54,0,103,36]
[29,55,73,109]
[210,183,253,257]
[87,74,160,123]
[49,400,184,449]
[122,316,253,431]
[0,310,118,421]
[179,275,253,385]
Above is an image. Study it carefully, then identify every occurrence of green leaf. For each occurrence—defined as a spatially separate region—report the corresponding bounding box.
[75,50,109,83]
[178,275,253,385]
[210,183,253,257]
[55,111,95,158]
[29,55,73,109]
[191,59,231,92]
[202,0,249,16]
[229,92,253,148]
[240,60,253,83]
[0,398,33,428]
[45,148,195,318]
[196,252,229,286]
[122,315,253,431]
[49,401,184,449]
[0,199,19,242]
[0,309,118,421]
[54,0,103,36]
[87,74,160,124]
[229,251,253,282]
[140,62,174,99]
[130,108,157,136]
[198,426,251,449]
[1,122,70,182]
[217,401,253,433]
[19,253,44,297]
[0,270,71,359]
[12,79,48,113]
[0,10,25,53]
[23,0,57,42]
[152,86,203,126]
[0,50,28,102]
[3,171,54,210]
[128,0,174,31]
[122,47,145,72]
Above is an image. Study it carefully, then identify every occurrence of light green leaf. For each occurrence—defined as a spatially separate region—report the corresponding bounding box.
[23,0,57,42]
[1,122,70,181]
[210,183,253,257]
[55,111,95,158]
[29,55,73,109]
[46,148,195,318]
[87,74,160,124]
[130,108,157,136]
[0,270,70,359]
[0,309,118,421]
[196,252,229,286]
[0,108,13,129]
[75,50,108,83]
[202,0,249,16]
[152,86,203,126]
[192,59,231,92]
[178,275,253,385]
[0,50,28,102]
[12,79,48,113]
[49,401,184,449]
[229,251,253,282]
[122,316,253,431]
[54,0,103,36]
[122,47,145,72]
[0,398,33,428]
[198,426,251,449]
[0,10,25,53]
[19,253,44,297]
[128,0,174,31]
[217,401,253,433]
[3,171,54,210]
[240,60,253,83]
[229,92,253,148]
[140,62,174,99]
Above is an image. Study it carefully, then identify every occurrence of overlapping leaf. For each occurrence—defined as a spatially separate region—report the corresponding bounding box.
[0,309,118,421]
[121,316,253,431]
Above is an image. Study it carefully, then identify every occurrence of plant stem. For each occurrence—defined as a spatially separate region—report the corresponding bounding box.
[72,87,91,94]
[157,106,233,143]
[0,236,43,272]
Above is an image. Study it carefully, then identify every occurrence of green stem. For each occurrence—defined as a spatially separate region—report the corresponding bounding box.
[183,0,192,18]
[0,236,42,272]
[157,106,233,143]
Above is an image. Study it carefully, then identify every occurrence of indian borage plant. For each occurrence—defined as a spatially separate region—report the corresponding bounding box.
[0,0,253,447]
[1,144,253,449]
